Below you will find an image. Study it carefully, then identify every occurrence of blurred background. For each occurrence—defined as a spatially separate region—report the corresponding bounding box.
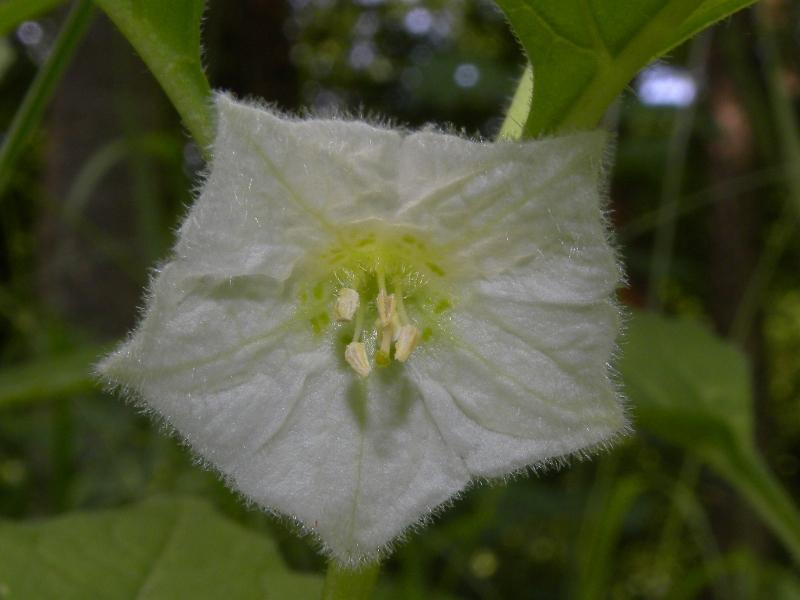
[1,0,799,598]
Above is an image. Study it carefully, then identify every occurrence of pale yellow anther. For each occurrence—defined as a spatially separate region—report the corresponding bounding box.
[394,325,421,362]
[376,290,396,327]
[345,342,371,377]
[334,288,359,321]
[390,313,402,342]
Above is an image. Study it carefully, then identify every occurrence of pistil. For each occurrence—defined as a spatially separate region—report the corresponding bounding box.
[375,325,393,367]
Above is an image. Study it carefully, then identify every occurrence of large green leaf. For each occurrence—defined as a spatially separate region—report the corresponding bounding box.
[620,311,800,564]
[621,311,752,452]
[0,496,322,599]
[494,0,758,137]
[93,0,213,150]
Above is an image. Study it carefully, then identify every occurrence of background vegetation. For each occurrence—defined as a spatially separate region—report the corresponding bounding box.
[0,0,799,598]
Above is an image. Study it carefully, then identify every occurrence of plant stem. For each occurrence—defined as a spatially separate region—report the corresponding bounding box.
[710,444,800,565]
[574,455,645,600]
[728,3,800,341]
[0,0,94,198]
[730,215,794,343]
[321,562,380,600]
[498,64,532,141]
[755,3,800,217]
[647,32,711,310]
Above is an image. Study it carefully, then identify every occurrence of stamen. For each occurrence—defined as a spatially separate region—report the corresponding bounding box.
[376,265,387,292]
[390,313,402,341]
[351,303,365,343]
[394,325,421,362]
[376,289,396,327]
[345,342,371,377]
[310,238,439,373]
[334,288,359,321]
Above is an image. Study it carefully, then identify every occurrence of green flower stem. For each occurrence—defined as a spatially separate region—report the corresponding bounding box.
[497,64,532,141]
[711,443,800,565]
[321,562,380,600]
[575,460,644,600]
[542,0,700,136]
[0,0,94,198]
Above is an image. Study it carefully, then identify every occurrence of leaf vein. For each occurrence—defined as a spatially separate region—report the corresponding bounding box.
[517,1,594,52]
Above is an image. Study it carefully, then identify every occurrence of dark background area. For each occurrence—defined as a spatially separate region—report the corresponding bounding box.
[1,1,799,598]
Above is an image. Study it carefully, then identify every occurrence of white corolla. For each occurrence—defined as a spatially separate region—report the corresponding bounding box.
[98,94,627,565]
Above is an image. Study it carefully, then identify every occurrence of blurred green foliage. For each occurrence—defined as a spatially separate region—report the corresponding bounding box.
[0,496,324,599]
[1,0,799,598]
[93,0,212,149]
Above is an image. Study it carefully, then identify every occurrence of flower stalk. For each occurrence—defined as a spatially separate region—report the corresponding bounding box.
[322,561,380,600]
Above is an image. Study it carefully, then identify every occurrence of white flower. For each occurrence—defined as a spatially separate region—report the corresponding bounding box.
[98,94,626,565]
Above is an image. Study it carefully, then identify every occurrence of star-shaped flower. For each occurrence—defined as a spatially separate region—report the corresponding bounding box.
[98,94,626,565]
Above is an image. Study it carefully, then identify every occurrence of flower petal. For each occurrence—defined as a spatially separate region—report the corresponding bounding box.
[227,368,469,564]
[412,295,624,477]
[397,130,624,476]
[99,261,302,420]
[102,283,470,563]
[397,130,616,285]
[177,94,404,281]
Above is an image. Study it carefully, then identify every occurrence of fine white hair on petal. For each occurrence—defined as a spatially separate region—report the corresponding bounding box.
[97,92,627,566]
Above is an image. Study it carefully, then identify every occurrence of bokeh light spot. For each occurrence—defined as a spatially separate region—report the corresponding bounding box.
[637,64,697,107]
[404,8,433,35]
[453,63,480,88]
[16,21,43,47]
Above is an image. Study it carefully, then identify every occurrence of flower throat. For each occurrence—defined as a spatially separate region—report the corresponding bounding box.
[297,222,455,378]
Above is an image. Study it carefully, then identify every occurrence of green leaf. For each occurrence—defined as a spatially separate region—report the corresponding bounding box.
[93,0,213,151]
[620,311,752,451]
[620,311,800,564]
[494,0,758,137]
[0,496,323,599]
[0,0,65,37]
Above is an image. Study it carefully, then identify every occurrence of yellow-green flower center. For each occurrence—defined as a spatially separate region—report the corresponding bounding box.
[297,220,456,376]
